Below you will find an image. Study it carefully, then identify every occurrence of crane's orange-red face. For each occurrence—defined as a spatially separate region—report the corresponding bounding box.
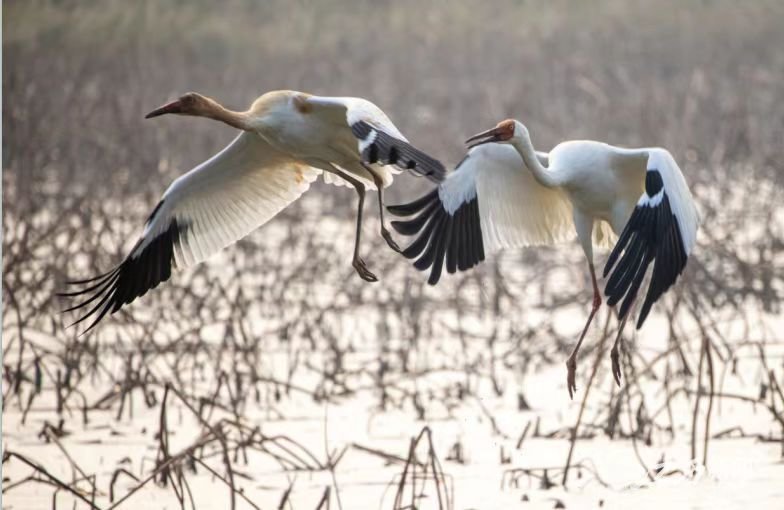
[145,92,212,119]
[465,119,516,148]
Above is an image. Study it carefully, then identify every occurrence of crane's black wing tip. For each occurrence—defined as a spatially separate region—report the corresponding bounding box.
[58,220,184,333]
[603,168,689,328]
[387,189,439,217]
[351,120,446,183]
[388,189,484,284]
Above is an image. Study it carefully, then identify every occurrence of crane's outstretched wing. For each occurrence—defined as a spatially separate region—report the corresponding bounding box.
[603,148,699,328]
[60,132,321,332]
[387,143,574,284]
[305,96,446,183]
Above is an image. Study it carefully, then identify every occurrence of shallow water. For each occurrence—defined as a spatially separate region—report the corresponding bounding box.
[4,340,783,510]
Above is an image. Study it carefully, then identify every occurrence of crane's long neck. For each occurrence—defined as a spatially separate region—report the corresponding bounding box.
[510,132,562,188]
[202,101,254,131]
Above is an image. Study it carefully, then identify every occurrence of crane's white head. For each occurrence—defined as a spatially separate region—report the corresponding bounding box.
[145,91,296,133]
[465,119,525,148]
[145,92,220,119]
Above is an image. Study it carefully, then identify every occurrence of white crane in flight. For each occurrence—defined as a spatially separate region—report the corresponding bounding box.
[61,90,444,332]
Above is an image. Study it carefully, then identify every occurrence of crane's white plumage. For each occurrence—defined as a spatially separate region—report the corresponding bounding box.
[437,145,574,251]
[61,90,445,332]
[136,132,320,268]
[388,143,621,284]
[641,148,698,254]
[306,95,408,141]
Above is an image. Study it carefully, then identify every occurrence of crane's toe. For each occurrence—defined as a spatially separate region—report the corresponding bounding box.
[382,229,402,253]
[353,257,379,283]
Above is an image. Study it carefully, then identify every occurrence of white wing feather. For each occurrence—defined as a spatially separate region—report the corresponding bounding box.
[459,144,575,253]
[646,148,699,254]
[305,95,407,141]
[62,131,322,332]
[305,95,446,185]
[137,132,321,269]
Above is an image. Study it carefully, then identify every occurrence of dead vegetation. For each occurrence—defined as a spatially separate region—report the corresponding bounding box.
[3,0,784,508]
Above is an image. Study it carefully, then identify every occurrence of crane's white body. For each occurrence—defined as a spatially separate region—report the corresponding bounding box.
[545,141,698,263]
[551,142,642,229]
[391,120,698,325]
[251,94,409,188]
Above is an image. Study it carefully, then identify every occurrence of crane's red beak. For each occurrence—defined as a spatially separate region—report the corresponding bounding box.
[145,99,184,119]
[465,126,505,149]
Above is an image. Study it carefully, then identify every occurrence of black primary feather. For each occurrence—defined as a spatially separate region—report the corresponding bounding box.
[603,168,689,329]
[58,219,187,333]
[388,186,484,285]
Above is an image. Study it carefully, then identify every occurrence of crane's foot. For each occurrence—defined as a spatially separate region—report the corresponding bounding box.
[611,342,622,387]
[352,257,378,282]
[382,228,401,253]
[566,355,578,400]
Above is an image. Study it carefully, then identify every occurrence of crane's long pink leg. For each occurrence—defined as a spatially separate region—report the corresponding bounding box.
[330,168,378,282]
[367,166,401,253]
[566,263,602,399]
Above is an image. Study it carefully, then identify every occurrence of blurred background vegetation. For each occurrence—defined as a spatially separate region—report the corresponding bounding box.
[4,1,784,508]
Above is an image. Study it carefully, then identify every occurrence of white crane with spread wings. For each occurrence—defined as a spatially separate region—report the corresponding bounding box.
[61,90,445,332]
[389,119,699,397]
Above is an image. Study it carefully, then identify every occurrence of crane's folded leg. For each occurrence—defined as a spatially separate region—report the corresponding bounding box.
[366,166,401,253]
[566,263,602,399]
[331,169,378,282]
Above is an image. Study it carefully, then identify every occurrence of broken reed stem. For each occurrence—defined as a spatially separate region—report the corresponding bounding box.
[323,402,344,510]
[562,311,612,487]
[391,426,450,510]
[216,423,237,510]
[394,436,417,509]
[351,443,420,466]
[43,425,95,492]
[109,469,139,503]
[691,332,707,463]
[426,427,451,510]
[190,455,261,510]
[157,384,172,487]
[771,375,784,458]
[621,348,654,481]
[277,478,295,510]
[703,334,716,469]
[315,486,331,510]
[105,432,213,510]
[3,451,102,510]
